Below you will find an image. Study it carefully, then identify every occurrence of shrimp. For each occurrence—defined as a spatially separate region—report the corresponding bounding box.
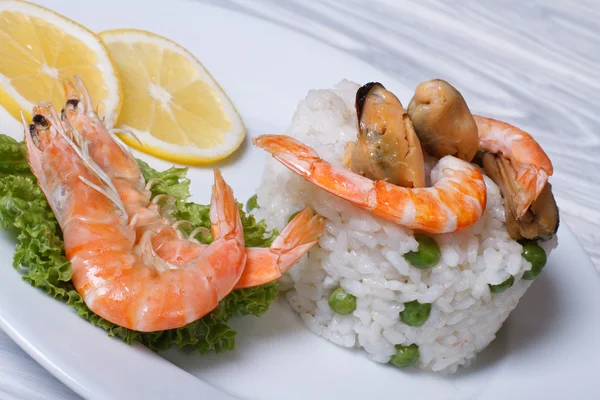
[474,115,553,218]
[253,135,487,233]
[24,105,246,332]
[61,76,324,289]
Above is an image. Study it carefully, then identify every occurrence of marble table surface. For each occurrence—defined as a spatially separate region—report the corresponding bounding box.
[1,0,599,399]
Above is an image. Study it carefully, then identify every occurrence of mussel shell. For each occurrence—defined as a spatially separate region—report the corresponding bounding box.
[355,82,384,122]
[482,152,559,241]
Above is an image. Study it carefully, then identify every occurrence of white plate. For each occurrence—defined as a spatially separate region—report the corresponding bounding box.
[0,1,599,399]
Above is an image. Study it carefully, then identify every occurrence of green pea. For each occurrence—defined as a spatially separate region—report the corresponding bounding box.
[400,300,432,327]
[246,194,259,213]
[521,241,547,280]
[389,344,419,368]
[287,210,301,223]
[328,287,356,315]
[489,275,515,293]
[404,234,441,269]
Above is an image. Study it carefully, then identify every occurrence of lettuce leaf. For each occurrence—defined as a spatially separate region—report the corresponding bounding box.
[0,135,30,177]
[0,134,277,354]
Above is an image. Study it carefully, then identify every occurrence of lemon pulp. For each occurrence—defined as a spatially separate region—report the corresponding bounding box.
[100,29,245,165]
[0,0,121,124]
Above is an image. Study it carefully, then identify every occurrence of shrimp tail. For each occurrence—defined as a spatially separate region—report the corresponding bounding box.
[254,134,375,210]
[151,204,325,290]
[211,169,242,241]
[202,169,247,298]
[253,134,320,160]
[252,134,323,181]
[235,207,325,289]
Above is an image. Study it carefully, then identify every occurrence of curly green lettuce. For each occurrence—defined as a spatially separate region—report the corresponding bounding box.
[0,135,30,177]
[0,134,277,354]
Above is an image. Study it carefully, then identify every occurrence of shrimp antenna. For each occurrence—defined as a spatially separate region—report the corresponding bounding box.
[111,128,143,147]
[61,118,124,204]
[78,176,128,217]
[55,118,128,218]
[107,129,137,156]
[73,75,94,114]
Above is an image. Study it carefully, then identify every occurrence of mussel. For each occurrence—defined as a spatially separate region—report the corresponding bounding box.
[481,152,559,240]
[346,82,425,188]
[407,79,479,162]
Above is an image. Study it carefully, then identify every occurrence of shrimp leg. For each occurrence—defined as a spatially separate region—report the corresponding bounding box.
[253,134,487,234]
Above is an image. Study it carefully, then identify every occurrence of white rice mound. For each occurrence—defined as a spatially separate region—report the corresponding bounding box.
[253,80,558,374]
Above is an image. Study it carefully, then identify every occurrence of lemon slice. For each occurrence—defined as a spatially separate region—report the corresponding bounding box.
[99,29,245,165]
[0,0,121,126]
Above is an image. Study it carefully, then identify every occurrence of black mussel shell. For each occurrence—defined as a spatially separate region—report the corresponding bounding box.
[355,82,384,121]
